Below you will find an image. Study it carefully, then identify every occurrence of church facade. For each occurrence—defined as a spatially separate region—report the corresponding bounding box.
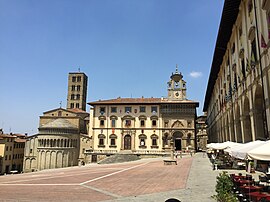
[23,72,91,172]
[87,67,199,162]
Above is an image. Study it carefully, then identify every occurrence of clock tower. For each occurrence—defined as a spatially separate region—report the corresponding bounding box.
[167,65,187,100]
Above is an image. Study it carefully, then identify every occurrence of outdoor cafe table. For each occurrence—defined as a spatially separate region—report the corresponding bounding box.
[247,191,270,202]
[235,179,253,186]
[239,185,263,193]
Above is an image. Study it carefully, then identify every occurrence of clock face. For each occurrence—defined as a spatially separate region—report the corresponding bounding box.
[175,92,179,97]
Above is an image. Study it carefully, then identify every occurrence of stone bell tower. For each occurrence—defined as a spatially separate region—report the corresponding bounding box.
[167,65,187,100]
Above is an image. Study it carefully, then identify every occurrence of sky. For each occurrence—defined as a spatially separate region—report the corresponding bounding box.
[0,0,224,135]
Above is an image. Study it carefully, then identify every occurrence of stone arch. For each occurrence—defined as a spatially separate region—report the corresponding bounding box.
[172,120,184,128]
[226,114,230,141]
[172,131,184,150]
[51,151,56,169]
[40,151,46,170]
[45,151,51,169]
[235,104,242,143]
[254,85,265,140]
[24,158,31,170]
[56,152,62,168]
[30,158,36,170]
[243,96,252,142]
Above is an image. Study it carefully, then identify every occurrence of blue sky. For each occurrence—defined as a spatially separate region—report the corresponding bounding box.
[0,0,224,135]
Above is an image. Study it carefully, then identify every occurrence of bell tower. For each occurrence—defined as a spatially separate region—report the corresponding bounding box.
[167,65,187,100]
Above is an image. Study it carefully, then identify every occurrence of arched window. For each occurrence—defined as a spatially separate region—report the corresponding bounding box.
[151,134,158,148]
[109,134,117,147]
[138,134,147,148]
[98,134,106,147]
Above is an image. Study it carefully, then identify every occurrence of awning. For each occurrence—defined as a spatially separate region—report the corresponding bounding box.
[230,140,268,160]
[247,140,270,161]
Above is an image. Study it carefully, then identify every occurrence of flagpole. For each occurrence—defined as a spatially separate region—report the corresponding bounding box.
[253,0,269,139]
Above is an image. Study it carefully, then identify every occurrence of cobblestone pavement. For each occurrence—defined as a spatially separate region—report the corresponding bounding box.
[0,153,219,202]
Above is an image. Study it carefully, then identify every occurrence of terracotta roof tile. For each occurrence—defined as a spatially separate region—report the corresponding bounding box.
[89,97,199,105]
[67,108,89,114]
[15,139,26,143]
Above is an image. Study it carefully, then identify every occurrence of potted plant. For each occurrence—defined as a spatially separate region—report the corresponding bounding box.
[212,171,238,202]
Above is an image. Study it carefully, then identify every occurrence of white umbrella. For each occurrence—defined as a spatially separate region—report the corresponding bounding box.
[207,141,239,150]
[247,140,270,161]
[224,143,243,155]
[231,140,268,160]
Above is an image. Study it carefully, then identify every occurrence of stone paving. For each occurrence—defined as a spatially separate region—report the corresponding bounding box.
[0,153,220,202]
[104,152,218,202]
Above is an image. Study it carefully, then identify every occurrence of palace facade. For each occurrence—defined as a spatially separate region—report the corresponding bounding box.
[87,67,199,162]
[204,0,270,143]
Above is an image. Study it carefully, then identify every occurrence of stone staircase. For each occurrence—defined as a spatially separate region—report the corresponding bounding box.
[97,153,140,164]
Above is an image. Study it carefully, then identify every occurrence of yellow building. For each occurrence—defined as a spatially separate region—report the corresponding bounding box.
[204,0,270,143]
[0,130,26,174]
[87,67,199,162]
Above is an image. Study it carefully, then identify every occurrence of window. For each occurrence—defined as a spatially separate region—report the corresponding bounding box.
[125,107,132,113]
[151,106,157,113]
[70,103,74,108]
[111,107,117,113]
[100,120,105,126]
[139,134,147,148]
[77,85,81,91]
[9,146,12,151]
[9,155,11,160]
[140,120,145,127]
[71,85,75,91]
[5,146,8,151]
[110,138,115,146]
[140,138,145,146]
[109,134,117,147]
[58,111,62,117]
[99,138,104,146]
[5,155,7,160]
[111,119,116,127]
[100,107,106,114]
[152,138,157,146]
[98,134,105,147]
[140,106,146,113]
[71,94,75,100]
[76,94,80,100]
[152,120,157,127]
[76,103,80,108]
[77,76,81,82]
[125,120,131,127]
[72,76,76,82]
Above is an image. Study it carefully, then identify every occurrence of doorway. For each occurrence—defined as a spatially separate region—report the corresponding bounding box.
[124,135,131,150]
[175,139,182,151]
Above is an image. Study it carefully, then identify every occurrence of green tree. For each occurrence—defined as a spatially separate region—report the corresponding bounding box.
[212,171,238,202]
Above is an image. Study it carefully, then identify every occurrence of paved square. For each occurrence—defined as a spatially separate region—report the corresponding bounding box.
[0,157,193,201]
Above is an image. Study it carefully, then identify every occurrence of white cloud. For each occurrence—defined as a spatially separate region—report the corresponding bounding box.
[189,71,202,78]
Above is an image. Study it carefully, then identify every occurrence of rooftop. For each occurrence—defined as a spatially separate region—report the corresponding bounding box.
[40,118,77,129]
[89,97,199,106]
[203,0,241,111]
